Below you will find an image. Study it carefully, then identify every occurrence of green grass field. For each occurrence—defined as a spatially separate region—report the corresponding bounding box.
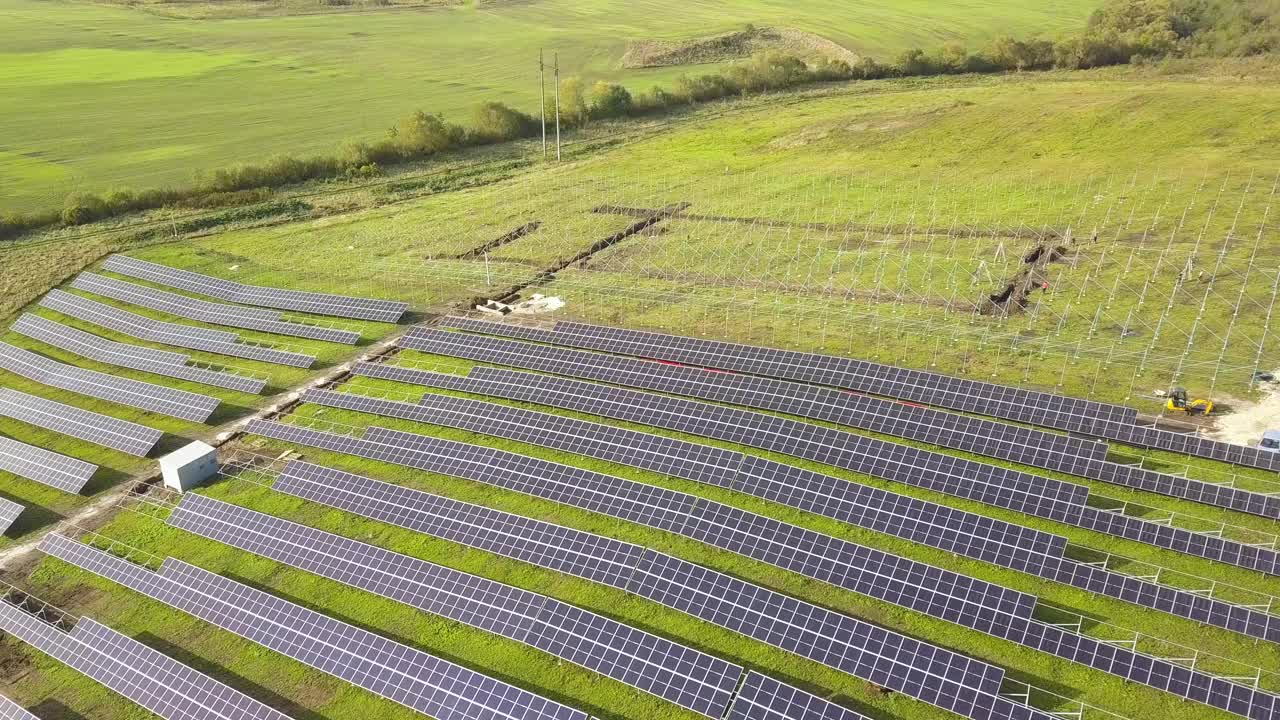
[2,33,1280,720]
[0,0,1100,211]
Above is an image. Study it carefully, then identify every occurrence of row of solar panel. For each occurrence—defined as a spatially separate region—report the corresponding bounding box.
[169,492,743,718]
[40,290,316,368]
[267,401,1040,629]
[0,692,38,720]
[0,388,162,457]
[266,459,1036,720]
[416,325,1279,519]
[438,316,1135,431]
[104,254,409,323]
[0,599,292,720]
[250,424,1280,720]
[74,273,361,345]
[0,435,96,494]
[0,341,219,423]
[264,456,1278,720]
[326,381,1280,645]
[33,532,879,720]
[388,336,1280,577]
[440,317,1280,473]
[13,314,266,394]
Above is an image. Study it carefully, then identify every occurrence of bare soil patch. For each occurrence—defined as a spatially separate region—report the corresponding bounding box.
[621,26,857,69]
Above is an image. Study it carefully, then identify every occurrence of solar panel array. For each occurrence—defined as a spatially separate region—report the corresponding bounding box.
[0,693,38,720]
[332,381,1280,645]
[13,314,266,394]
[407,327,1279,519]
[0,599,293,720]
[727,672,870,720]
[268,459,1039,720]
[0,388,162,457]
[263,448,1280,720]
[0,498,23,535]
[168,492,744,718]
[262,406,1040,634]
[36,533,589,720]
[439,316,1136,430]
[72,273,360,345]
[0,341,220,422]
[0,435,97,493]
[104,254,408,323]
[381,358,1280,578]
[39,290,316,369]
[442,318,1280,472]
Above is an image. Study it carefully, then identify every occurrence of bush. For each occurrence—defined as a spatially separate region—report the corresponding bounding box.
[589,82,634,119]
[469,102,537,143]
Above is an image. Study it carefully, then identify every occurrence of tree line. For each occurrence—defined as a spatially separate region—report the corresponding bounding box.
[2,0,1275,240]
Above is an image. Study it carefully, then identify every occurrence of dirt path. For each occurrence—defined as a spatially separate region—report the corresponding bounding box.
[1206,377,1280,447]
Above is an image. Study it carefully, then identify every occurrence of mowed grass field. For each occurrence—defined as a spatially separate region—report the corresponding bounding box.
[0,0,1101,211]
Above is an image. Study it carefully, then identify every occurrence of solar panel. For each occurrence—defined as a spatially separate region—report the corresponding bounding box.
[36,534,588,720]
[0,435,97,492]
[275,402,1040,629]
[13,314,266,394]
[0,693,38,720]
[0,600,291,720]
[276,460,644,588]
[398,330,1091,506]
[39,290,316,369]
[443,318,1280,473]
[438,317,1136,430]
[0,388,162,456]
[403,329,1280,520]
[266,459,1013,720]
[400,365,1280,578]
[72,273,360,345]
[103,254,408,323]
[0,498,23,535]
[726,673,870,720]
[168,493,743,718]
[0,341,220,422]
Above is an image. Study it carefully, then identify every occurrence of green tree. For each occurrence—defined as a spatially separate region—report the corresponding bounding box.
[589,81,634,118]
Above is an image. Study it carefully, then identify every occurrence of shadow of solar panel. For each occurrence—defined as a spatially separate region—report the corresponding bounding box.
[40,290,315,368]
[270,457,644,588]
[104,255,407,323]
[73,273,360,345]
[0,436,96,493]
[168,493,741,718]
[0,693,38,720]
[0,388,161,457]
[13,314,266,394]
[0,341,220,422]
[399,329,1091,507]
[264,460,1011,720]
[36,534,587,720]
[0,600,290,720]
[418,366,1280,577]
[438,317,1137,431]
[0,498,23,535]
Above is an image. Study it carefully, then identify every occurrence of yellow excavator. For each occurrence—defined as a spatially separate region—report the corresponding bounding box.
[1167,387,1214,416]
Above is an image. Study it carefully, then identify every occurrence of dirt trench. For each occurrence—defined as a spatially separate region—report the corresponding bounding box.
[978,240,1073,316]
[453,221,542,260]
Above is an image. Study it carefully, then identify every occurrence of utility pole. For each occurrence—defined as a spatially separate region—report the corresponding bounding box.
[554,52,562,161]
[539,49,547,160]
